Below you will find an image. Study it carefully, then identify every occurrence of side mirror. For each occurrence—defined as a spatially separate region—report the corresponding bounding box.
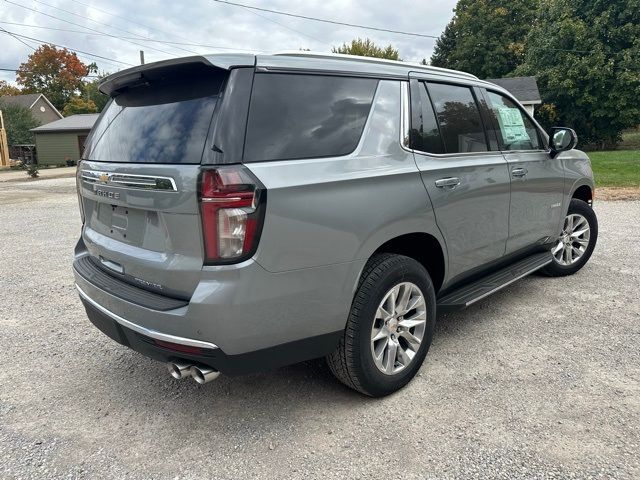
[549,127,577,158]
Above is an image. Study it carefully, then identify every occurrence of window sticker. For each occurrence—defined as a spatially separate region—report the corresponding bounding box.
[496,107,530,145]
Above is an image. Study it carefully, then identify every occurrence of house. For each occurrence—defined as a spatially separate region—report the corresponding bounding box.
[485,76,541,116]
[0,93,63,125]
[30,113,99,166]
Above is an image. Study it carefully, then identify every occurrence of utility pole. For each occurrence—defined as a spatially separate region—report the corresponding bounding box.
[139,50,145,65]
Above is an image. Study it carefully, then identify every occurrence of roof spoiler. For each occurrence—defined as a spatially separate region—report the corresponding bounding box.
[99,54,256,97]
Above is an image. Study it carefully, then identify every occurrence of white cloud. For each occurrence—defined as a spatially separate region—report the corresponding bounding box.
[1,0,456,84]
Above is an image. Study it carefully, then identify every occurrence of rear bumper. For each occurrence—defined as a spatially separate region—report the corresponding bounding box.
[79,291,341,375]
[73,247,364,373]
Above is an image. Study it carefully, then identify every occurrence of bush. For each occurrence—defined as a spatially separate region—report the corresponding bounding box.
[21,161,39,178]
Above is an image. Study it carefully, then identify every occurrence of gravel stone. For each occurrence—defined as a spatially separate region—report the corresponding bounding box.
[0,178,638,479]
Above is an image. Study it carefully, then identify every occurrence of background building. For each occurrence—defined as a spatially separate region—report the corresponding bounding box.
[31,113,98,166]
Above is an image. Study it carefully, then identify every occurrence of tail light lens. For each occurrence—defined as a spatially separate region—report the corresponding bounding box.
[199,165,266,264]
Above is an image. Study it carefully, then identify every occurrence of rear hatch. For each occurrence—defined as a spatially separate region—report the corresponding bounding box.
[78,61,227,299]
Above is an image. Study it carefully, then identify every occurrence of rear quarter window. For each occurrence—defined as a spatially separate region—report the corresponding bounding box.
[243,74,378,162]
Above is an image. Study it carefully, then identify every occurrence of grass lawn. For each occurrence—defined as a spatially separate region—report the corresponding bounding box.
[588,150,640,188]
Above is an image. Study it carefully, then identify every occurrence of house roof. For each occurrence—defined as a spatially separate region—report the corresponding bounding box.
[31,113,99,133]
[0,93,63,118]
[484,76,542,104]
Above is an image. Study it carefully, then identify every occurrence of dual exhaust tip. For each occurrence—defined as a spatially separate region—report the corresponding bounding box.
[167,362,220,384]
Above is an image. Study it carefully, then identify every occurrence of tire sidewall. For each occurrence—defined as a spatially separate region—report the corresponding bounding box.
[353,258,436,396]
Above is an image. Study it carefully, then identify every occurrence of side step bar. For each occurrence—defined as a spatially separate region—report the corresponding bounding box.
[436,251,552,314]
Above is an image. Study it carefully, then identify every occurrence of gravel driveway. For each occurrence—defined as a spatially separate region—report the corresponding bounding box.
[1,177,638,479]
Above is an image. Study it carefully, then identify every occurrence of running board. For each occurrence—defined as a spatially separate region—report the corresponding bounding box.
[436,252,552,313]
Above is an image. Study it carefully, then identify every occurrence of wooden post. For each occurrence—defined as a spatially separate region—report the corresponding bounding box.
[0,110,10,167]
[140,50,145,65]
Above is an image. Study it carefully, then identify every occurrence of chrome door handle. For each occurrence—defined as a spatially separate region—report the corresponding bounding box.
[512,168,528,178]
[435,177,461,189]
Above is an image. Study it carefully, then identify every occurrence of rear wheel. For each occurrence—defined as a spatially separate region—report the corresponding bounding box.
[541,198,598,277]
[327,254,436,397]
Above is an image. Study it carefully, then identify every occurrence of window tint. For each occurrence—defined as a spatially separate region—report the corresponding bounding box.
[244,74,378,162]
[485,91,541,150]
[84,72,224,164]
[427,83,488,153]
[410,82,445,154]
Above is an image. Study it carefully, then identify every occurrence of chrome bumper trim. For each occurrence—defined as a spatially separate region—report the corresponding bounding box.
[75,284,219,350]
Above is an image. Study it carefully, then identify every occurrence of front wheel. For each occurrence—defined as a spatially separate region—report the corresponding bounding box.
[541,198,598,277]
[327,254,436,397]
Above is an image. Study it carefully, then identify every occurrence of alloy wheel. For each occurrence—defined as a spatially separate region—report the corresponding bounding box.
[370,282,427,375]
[552,213,591,266]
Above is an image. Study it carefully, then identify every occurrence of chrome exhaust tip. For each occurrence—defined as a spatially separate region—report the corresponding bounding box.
[167,362,193,380]
[190,365,220,384]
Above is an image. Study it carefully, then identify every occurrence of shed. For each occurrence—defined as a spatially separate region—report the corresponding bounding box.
[30,114,99,166]
[484,76,542,116]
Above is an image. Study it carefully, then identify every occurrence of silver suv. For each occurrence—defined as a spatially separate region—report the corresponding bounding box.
[74,52,597,396]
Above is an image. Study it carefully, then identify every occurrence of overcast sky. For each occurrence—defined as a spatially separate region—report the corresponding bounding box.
[1,0,457,85]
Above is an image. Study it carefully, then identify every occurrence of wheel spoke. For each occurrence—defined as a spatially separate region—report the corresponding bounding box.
[399,316,426,329]
[374,337,388,362]
[397,345,415,366]
[397,284,412,314]
[372,327,387,342]
[552,241,564,255]
[383,341,398,373]
[376,305,392,320]
[399,330,421,348]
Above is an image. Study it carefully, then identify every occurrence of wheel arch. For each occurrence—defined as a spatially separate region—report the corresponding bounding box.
[367,232,446,294]
[572,184,593,205]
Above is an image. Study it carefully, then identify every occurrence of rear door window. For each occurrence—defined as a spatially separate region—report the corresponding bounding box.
[84,73,224,164]
[410,81,445,154]
[427,82,489,154]
[243,74,378,162]
[484,90,542,151]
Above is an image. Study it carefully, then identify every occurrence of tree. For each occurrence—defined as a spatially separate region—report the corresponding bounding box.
[517,0,640,148]
[429,0,537,78]
[333,38,401,60]
[62,97,98,116]
[0,101,40,146]
[81,77,110,112]
[0,80,21,97]
[16,45,95,111]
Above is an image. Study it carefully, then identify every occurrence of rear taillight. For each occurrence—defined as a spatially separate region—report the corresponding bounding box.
[199,166,265,264]
[76,162,85,224]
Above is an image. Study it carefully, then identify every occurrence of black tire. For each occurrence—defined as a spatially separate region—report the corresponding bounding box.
[540,198,598,277]
[327,254,436,397]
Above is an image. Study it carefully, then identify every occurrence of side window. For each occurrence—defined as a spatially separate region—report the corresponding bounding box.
[427,83,488,153]
[485,91,542,151]
[244,74,378,162]
[410,82,445,154]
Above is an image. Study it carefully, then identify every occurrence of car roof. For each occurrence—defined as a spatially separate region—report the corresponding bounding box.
[100,52,482,95]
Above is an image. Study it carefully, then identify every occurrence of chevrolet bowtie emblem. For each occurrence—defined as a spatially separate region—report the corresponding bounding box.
[98,173,110,183]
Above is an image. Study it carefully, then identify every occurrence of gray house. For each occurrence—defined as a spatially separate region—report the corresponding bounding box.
[0,93,63,125]
[485,76,542,116]
[31,114,99,166]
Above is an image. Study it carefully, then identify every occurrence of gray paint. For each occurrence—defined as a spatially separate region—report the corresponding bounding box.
[75,53,595,358]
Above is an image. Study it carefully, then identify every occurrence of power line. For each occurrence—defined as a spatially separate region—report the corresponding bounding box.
[69,0,203,54]
[0,66,99,78]
[4,0,187,58]
[217,2,329,46]
[210,0,439,39]
[0,21,262,52]
[28,0,184,56]
[0,29,134,68]
[0,27,37,51]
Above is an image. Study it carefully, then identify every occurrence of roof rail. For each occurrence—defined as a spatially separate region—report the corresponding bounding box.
[272,51,478,80]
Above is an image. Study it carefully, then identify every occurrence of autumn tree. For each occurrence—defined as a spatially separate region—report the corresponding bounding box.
[429,0,536,77]
[333,38,401,60]
[0,101,40,145]
[518,0,640,148]
[82,77,110,112]
[62,97,98,116]
[0,80,21,97]
[16,45,95,111]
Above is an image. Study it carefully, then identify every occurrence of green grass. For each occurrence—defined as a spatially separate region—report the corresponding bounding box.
[589,150,640,187]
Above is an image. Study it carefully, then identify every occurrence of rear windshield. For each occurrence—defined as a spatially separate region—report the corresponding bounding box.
[84,73,222,164]
[243,74,378,162]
